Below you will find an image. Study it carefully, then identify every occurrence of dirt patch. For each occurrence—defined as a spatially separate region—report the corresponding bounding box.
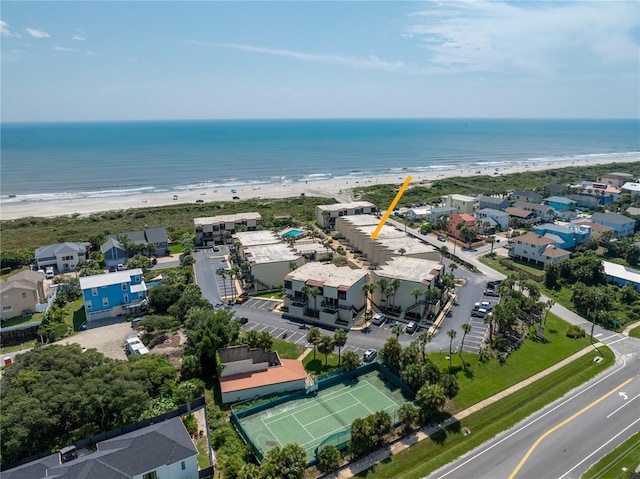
[59,320,132,360]
[149,331,186,369]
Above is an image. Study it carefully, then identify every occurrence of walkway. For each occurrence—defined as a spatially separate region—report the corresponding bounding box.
[324,344,602,479]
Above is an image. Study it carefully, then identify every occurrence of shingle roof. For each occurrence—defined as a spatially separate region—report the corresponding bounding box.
[591,212,635,225]
[542,245,571,258]
[517,232,555,246]
[7,270,45,283]
[505,207,535,219]
[100,237,124,254]
[79,269,143,290]
[35,242,89,259]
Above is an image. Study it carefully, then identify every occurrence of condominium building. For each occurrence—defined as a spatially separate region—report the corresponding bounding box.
[316,202,377,229]
[242,243,304,291]
[440,194,477,215]
[194,212,262,246]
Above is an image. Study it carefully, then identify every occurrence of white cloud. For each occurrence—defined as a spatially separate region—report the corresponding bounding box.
[191,41,405,72]
[406,1,640,77]
[53,46,74,52]
[25,27,51,38]
[72,34,86,41]
[1,20,20,38]
[86,51,95,55]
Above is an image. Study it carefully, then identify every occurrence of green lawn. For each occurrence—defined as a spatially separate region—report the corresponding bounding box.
[194,436,211,470]
[303,349,342,374]
[271,338,306,360]
[628,326,640,340]
[582,432,640,479]
[356,347,615,478]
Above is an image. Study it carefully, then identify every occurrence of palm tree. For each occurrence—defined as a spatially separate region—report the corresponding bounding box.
[306,327,321,360]
[417,332,432,361]
[489,235,496,254]
[449,263,458,279]
[318,335,334,366]
[398,248,406,256]
[217,268,228,301]
[333,329,347,365]
[376,278,389,306]
[341,350,361,370]
[410,288,422,312]
[390,279,401,308]
[459,323,472,365]
[447,329,457,367]
[544,299,555,326]
[391,325,404,339]
[308,286,320,315]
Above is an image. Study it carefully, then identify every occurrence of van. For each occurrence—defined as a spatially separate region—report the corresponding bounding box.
[45,267,54,279]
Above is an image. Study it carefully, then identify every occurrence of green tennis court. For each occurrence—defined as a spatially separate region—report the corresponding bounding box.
[235,369,414,462]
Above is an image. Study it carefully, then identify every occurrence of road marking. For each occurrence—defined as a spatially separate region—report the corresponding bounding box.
[508,377,634,479]
[607,392,640,418]
[600,333,618,342]
[604,337,628,346]
[371,176,412,240]
[595,333,603,338]
[557,417,640,479]
[619,391,628,400]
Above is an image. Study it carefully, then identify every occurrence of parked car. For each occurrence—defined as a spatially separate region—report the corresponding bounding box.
[236,293,249,304]
[405,321,418,334]
[437,236,446,242]
[235,316,249,324]
[371,313,386,326]
[486,280,502,290]
[45,266,55,279]
[484,290,500,297]
[363,349,378,363]
[471,308,489,318]
[212,245,220,252]
[232,195,240,200]
[131,317,144,328]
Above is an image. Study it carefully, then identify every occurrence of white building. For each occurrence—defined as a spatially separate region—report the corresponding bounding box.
[621,182,640,196]
[370,256,444,320]
[603,261,640,292]
[440,194,477,215]
[194,212,262,246]
[242,243,304,291]
[35,242,90,274]
[316,201,377,229]
[284,262,368,328]
[509,232,571,266]
[476,208,510,231]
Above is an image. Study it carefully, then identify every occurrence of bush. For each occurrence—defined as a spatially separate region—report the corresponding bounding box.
[566,325,586,339]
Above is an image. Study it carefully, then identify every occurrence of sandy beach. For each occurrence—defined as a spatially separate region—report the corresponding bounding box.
[2,156,638,221]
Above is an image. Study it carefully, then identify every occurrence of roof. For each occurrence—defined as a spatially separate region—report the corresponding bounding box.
[443,194,476,202]
[516,232,556,246]
[621,182,640,192]
[542,245,572,258]
[591,212,635,225]
[7,270,44,283]
[79,269,143,290]
[194,212,262,226]
[544,196,576,204]
[505,207,536,219]
[109,227,167,246]
[0,279,37,294]
[285,262,367,288]
[35,242,89,259]
[2,417,197,479]
[375,256,443,284]
[452,213,476,222]
[478,196,508,205]
[234,230,281,247]
[626,207,640,216]
[220,359,307,394]
[513,190,543,200]
[244,243,301,264]
[603,261,640,284]
[514,201,555,213]
[317,201,375,212]
[100,237,124,253]
[476,208,510,217]
[573,221,614,233]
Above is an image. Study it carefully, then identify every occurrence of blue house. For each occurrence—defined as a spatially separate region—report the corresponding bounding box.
[100,237,127,269]
[534,223,590,250]
[79,269,147,321]
[543,196,576,211]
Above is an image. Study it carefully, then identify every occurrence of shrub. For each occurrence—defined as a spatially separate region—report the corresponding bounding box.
[566,325,586,338]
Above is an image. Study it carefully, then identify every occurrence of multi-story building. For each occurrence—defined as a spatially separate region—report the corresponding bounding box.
[477,195,509,211]
[509,232,571,266]
[590,212,636,238]
[106,225,169,258]
[35,242,90,274]
[597,173,634,187]
[476,208,510,232]
[543,196,576,211]
[284,262,368,328]
[316,201,377,229]
[447,213,478,241]
[1,271,46,319]
[194,212,261,246]
[369,256,444,320]
[533,223,591,250]
[440,194,476,215]
[242,243,304,291]
[79,269,147,321]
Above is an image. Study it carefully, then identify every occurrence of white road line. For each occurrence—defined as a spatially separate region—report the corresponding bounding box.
[606,392,640,418]
[256,324,270,332]
[603,337,628,346]
[600,333,618,342]
[594,333,603,338]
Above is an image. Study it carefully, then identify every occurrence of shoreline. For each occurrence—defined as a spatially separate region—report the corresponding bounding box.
[2,156,638,220]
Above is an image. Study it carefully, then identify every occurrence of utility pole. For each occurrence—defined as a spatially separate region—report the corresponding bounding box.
[588,299,603,358]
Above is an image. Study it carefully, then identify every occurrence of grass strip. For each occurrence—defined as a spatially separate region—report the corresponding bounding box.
[356,347,614,478]
[582,432,640,479]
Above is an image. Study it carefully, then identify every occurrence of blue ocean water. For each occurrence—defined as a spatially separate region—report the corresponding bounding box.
[1,118,639,203]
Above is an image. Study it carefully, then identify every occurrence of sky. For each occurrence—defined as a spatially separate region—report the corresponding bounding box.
[1,1,639,122]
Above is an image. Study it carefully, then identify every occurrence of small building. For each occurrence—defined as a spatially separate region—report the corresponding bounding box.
[476,208,510,232]
[406,207,429,221]
[194,212,262,246]
[603,261,640,292]
[440,194,476,215]
[284,262,368,327]
[219,345,307,404]
[126,334,149,356]
[543,196,576,211]
[79,269,147,321]
[621,182,640,196]
[597,173,634,187]
[316,201,377,229]
[2,416,199,479]
[590,212,636,238]
[511,190,543,203]
[35,242,90,274]
[509,232,571,266]
[477,196,509,211]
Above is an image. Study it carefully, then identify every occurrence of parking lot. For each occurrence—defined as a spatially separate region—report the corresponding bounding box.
[60,319,132,360]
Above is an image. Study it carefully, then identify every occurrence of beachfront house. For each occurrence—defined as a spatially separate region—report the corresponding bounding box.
[509,232,571,266]
[590,212,636,238]
[477,196,509,211]
[573,221,614,241]
[35,242,90,274]
[621,182,640,196]
[544,184,569,196]
[79,269,147,321]
[218,345,308,404]
[440,194,476,215]
[284,262,368,328]
[194,212,262,246]
[316,201,377,229]
[100,237,127,269]
[107,226,169,258]
[511,190,543,203]
[2,416,198,479]
[581,183,621,205]
[597,173,634,187]
[1,271,46,320]
[603,261,640,292]
[370,256,444,321]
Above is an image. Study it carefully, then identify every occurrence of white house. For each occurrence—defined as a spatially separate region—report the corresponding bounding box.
[621,182,640,196]
[509,232,571,266]
[35,242,90,274]
[476,208,510,231]
[603,261,640,292]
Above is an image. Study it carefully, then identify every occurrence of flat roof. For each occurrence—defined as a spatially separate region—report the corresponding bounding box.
[317,201,375,212]
[377,237,438,255]
[234,230,282,247]
[220,359,307,394]
[285,262,367,288]
[244,243,301,264]
[376,256,443,283]
[355,224,406,239]
[194,212,262,226]
[337,214,380,226]
[603,261,640,284]
[442,194,476,202]
[79,269,143,289]
[294,241,327,254]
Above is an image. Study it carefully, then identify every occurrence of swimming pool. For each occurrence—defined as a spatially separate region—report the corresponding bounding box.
[281,229,305,238]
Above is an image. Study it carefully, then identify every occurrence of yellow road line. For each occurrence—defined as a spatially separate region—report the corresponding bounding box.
[371,175,412,240]
[508,377,634,479]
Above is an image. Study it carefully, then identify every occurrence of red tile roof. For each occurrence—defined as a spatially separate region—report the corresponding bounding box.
[219,359,307,394]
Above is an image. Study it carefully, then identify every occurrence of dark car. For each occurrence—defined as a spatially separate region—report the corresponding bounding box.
[437,236,446,242]
[484,290,500,297]
[232,195,240,200]
[236,316,249,324]
[486,280,502,290]
[196,199,204,203]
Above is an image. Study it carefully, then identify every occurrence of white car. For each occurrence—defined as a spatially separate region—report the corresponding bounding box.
[363,349,378,363]
[405,321,418,334]
[45,267,54,279]
[371,313,386,326]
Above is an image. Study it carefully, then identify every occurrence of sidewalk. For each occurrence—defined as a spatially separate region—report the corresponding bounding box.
[622,320,640,336]
[326,344,602,479]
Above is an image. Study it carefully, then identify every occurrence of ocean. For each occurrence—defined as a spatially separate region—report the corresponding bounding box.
[1,118,639,204]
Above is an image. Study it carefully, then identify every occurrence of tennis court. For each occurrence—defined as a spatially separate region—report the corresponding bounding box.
[235,369,414,462]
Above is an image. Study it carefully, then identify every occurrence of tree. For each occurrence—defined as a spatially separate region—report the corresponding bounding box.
[259,443,306,479]
[317,444,341,472]
[439,373,460,401]
[256,331,274,351]
[398,247,406,256]
[333,328,348,365]
[318,335,334,365]
[379,337,402,373]
[306,327,321,360]
[342,350,361,370]
[217,268,228,301]
[350,417,374,456]
[148,284,182,314]
[459,323,472,362]
[391,324,404,339]
[416,383,446,419]
[417,332,432,361]
[411,288,423,311]
[181,233,194,255]
[398,402,419,432]
[544,262,560,289]
[126,254,150,272]
[447,329,457,366]
[371,410,393,442]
